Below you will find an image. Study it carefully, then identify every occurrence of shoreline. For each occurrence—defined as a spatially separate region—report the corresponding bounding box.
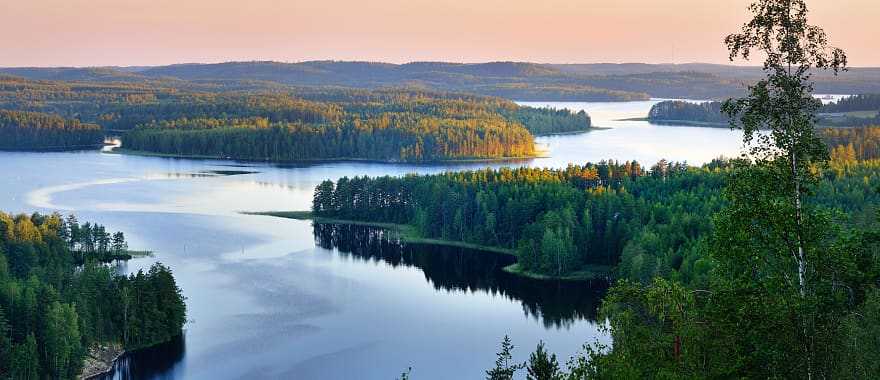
[0,144,105,153]
[108,147,542,165]
[244,210,613,281]
[80,344,125,380]
[532,127,608,137]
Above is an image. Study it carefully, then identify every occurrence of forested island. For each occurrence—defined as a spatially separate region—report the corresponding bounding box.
[647,100,729,126]
[0,76,590,160]
[0,212,186,379]
[649,96,880,128]
[0,110,103,151]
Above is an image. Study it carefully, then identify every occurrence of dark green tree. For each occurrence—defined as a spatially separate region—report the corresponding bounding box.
[486,335,523,380]
[10,334,39,380]
[722,0,846,298]
[526,341,561,380]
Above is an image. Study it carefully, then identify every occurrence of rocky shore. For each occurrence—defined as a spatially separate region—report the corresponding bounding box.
[80,344,124,379]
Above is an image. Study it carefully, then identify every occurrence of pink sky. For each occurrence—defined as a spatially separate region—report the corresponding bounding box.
[2,0,878,67]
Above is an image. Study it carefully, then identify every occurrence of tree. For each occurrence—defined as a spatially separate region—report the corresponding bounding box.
[722,0,846,298]
[486,335,523,380]
[44,301,81,379]
[714,0,854,377]
[111,231,127,255]
[10,334,39,380]
[526,341,561,380]
[0,306,11,375]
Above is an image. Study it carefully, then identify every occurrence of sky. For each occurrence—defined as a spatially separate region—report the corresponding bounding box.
[1,0,879,67]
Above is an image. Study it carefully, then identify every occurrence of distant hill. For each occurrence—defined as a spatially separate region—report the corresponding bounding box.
[4,61,880,101]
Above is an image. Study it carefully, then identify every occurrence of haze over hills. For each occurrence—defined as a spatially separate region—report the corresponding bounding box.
[5,61,880,101]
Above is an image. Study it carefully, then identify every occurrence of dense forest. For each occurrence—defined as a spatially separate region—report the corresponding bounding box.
[0,76,592,159]
[312,156,877,280]
[474,2,880,379]
[825,126,880,162]
[0,212,186,379]
[647,100,728,125]
[0,110,103,151]
[117,91,593,161]
[123,114,536,162]
[818,94,880,127]
[822,93,880,113]
[649,97,880,128]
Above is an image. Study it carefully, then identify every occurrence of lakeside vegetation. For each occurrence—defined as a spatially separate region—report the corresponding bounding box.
[0,76,591,160]
[310,155,877,281]
[649,96,880,129]
[0,212,186,379]
[0,110,103,151]
[647,100,729,126]
[475,2,880,379]
[244,211,517,256]
[300,6,880,374]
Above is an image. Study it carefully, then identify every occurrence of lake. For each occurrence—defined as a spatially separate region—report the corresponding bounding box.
[0,100,747,379]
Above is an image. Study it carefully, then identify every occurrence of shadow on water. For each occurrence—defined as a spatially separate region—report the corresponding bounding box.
[313,223,608,328]
[95,334,186,380]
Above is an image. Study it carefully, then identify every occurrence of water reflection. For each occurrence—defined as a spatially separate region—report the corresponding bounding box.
[96,334,186,380]
[313,223,607,328]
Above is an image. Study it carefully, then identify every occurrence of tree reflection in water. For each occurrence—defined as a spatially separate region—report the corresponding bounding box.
[96,334,186,380]
[313,223,607,328]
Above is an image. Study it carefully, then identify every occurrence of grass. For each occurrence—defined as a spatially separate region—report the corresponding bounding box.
[244,210,614,281]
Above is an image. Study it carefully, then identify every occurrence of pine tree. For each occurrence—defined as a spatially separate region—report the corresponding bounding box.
[526,341,560,380]
[486,335,522,380]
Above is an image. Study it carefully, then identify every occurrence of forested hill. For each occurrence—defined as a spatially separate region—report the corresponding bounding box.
[0,212,186,379]
[0,110,103,151]
[5,62,880,101]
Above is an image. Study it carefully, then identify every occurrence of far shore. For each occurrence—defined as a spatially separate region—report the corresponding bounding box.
[243,210,613,282]
[108,147,542,165]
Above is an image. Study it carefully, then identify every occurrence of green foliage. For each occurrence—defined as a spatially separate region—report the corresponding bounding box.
[312,157,878,280]
[0,110,102,151]
[0,76,595,160]
[526,341,562,380]
[558,2,880,379]
[123,113,535,162]
[822,94,880,113]
[502,107,591,135]
[0,211,186,379]
[648,100,728,125]
[312,161,719,277]
[486,335,523,380]
[835,288,880,378]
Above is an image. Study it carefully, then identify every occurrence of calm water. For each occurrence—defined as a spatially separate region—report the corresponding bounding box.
[0,100,747,379]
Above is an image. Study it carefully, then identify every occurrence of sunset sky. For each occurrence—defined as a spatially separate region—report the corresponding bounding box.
[2,0,879,67]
